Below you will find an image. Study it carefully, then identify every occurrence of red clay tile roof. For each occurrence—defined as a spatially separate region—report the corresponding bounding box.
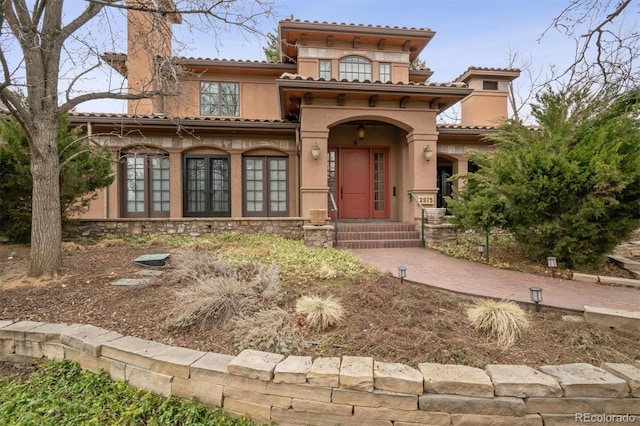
[278,73,466,88]
[69,112,299,131]
[279,18,432,32]
[454,66,521,83]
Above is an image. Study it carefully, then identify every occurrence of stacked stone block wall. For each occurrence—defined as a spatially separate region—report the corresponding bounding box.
[1,320,639,426]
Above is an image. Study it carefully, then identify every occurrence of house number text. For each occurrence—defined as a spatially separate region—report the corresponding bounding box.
[418,195,435,206]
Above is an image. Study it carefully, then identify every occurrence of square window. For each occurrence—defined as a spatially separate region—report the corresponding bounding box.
[200,82,239,116]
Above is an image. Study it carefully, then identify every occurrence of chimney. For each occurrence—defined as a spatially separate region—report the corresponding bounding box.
[125,0,181,115]
[456,67,520,127]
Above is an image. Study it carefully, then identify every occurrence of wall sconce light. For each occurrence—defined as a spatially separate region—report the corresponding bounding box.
[529,287,542,311]
[398,265,407,283]
[311,143,321,160]
[423,145,433,161]
[357,125,366,140]
[547,256,557,277]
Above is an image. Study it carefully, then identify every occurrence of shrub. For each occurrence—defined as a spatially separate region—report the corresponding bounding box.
[451,88,640,269]
[0,115,114,243]
[296,294,344,331]
[232,308,305,354]
[166,275,253,328]
[0,360,253,425]
[164,253,281,328]
[466,299,529,348]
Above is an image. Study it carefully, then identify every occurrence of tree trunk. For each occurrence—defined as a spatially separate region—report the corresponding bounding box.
[29,125,62,278]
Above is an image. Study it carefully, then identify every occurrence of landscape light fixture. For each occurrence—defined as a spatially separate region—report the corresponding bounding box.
[398,265,407,283]
[311,143,321,160]
[423,145,433,161]
[357,125,366,140]
[529,287,543,311]
[478,244,485,257]
[547,256,557,277]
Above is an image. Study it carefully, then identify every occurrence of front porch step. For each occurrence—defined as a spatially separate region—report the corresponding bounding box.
[336,222,423,249]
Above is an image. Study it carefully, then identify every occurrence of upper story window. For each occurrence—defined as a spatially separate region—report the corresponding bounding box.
[379,63,391,82]
[201,82,239,116]
[483,80,499,90]
[319,60,332,80]
[338,56,372,81]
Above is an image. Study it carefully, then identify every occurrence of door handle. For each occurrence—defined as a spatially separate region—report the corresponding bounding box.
[340,187,343,199]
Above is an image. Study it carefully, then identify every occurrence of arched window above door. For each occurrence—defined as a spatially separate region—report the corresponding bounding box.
[338,56,372,81]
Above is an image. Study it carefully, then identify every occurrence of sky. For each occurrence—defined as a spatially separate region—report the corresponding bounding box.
[76,0,582,113]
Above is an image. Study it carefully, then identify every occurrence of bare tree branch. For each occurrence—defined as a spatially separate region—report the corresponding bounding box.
[541,0,638,92]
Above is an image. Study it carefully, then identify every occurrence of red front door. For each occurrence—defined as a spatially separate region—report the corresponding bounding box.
[341,149,370,218]
[331,147,389,219]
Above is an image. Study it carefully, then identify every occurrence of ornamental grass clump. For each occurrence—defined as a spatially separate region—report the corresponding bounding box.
[232,308,305,354]
[295,294,344,331]
[466,299,529,348]
[164,253,281,328]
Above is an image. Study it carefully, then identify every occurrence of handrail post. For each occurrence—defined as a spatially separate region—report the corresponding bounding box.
[409,192,427,248]
[421,207,425,247]
[328,193,338,247]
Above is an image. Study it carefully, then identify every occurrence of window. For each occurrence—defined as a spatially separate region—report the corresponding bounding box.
[483,80,499,90]
[373,152,385,211]
[319,60,332,80]
[338,56,372,81]
[244,156,288,217]
[121,153,170,218]
[183,155,230,217]
[200,82,239,116]
[379,63,391,82]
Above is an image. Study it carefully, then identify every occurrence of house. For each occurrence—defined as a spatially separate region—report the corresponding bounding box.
[68,6,519,247]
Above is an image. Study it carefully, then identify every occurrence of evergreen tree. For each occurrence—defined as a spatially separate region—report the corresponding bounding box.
[263,31,281,63]
[410,57,427,70]
[448,87,640,269]
[446,156,506,262]
[0,116,114,242]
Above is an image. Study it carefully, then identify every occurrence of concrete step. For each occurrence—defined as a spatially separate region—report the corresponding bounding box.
[607,254,640,271]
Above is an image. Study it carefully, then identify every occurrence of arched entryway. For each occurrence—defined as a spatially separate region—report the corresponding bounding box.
[327,120,407,220]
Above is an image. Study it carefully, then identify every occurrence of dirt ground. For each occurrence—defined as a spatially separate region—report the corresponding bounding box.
[1,240,638,380]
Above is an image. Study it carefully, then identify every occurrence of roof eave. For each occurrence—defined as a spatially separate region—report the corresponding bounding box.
[69,113,299,133]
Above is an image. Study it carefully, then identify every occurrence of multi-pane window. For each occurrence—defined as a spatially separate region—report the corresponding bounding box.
[327,150,337,214]
[373,152,385,212]
[122,154,170,218]
[183,155,230,217]
[338,56,372,81]
[379,63,391,82]
[244,157,288,217]
[319,60,332,80]
[200,82,239,116]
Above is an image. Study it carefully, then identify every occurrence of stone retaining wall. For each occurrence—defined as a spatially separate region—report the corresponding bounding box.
[64,218,306,240]
[1,319,639,426]
[63,218,333,248]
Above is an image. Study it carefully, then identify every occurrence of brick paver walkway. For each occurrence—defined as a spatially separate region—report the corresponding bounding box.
[350,248,640,313]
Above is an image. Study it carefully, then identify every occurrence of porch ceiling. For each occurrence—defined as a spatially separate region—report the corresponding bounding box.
[276,76,472,119]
